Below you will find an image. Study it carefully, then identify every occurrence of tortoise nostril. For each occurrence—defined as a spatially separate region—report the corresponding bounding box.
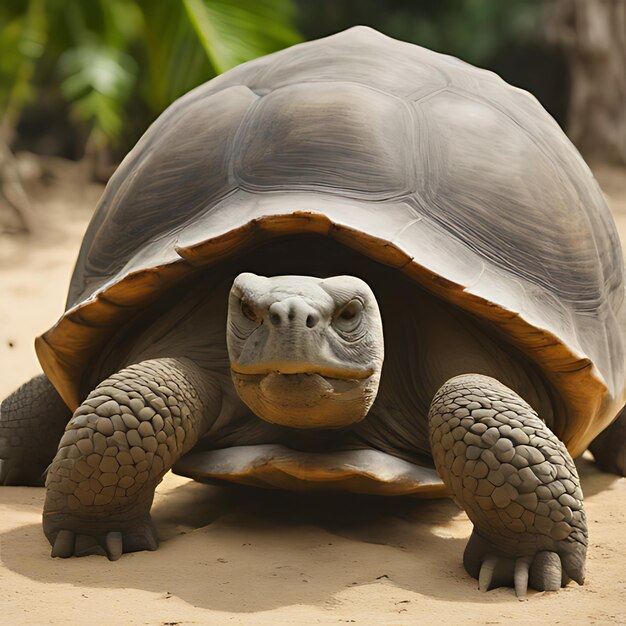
[268,300,319,328]
[306,313,319,328]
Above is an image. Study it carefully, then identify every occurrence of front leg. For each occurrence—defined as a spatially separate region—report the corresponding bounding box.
[43,357,220,560]
[428,374,587,596]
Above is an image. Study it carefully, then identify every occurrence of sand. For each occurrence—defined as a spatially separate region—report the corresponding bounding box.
[1,162,625,625]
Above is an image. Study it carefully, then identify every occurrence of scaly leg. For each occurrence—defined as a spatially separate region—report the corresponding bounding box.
[0,374,71,485]
[428,374,587,596]
[43,357,221,560]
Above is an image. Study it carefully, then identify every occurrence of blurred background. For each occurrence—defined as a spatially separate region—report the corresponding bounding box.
[0,0,624,235]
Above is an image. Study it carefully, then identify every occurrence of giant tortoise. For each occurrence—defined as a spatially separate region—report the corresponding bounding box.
[2,27,625,596]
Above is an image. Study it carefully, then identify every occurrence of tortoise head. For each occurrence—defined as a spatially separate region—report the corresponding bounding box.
[227,272,384,429]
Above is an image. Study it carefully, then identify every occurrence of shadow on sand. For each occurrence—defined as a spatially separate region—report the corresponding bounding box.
[0,454,618,612]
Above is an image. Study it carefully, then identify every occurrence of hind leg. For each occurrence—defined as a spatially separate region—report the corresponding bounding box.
[43,357,221,560]
[428,374,587,597]
[589,408,625,476]
[0,375,71,485]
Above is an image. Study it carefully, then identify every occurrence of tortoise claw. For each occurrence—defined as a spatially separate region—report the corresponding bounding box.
[105,531,123,561]
[529,551,562,592]
[478,555,497,592]
[51,529,75,558]
[45,514,158,559]
[472,549,578,596]
[514,556,531,599]
[561,549,586,585]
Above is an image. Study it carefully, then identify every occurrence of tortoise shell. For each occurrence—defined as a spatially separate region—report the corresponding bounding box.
[37,26,625,458]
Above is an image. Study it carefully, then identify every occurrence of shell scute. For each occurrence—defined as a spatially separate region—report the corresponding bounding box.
[235,82,414,199]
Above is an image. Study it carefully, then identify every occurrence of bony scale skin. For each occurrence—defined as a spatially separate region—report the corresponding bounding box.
[429,375,587,594]
[0,27,624,597]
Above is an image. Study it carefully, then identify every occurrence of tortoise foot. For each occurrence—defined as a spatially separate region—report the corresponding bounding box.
[44,512,158,560]
[463,529,585,597]
[41,357,217,560]
[429,374,588,596]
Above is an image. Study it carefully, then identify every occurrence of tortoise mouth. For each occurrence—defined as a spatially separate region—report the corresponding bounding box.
[230,361,374,380]
[234,371,366,394]
[231,370,378,429]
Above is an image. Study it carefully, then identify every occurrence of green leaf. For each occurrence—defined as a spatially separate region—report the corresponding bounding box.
[0,0,47,123]
[138,0,215,114]
[182,0,301,72]
[58,42,137,143]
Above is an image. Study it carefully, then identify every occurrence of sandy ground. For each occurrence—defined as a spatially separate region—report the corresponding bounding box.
[1,163,625,625]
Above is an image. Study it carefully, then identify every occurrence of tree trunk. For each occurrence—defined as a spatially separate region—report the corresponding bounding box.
[0,136,35,234]
[547,0,626,164]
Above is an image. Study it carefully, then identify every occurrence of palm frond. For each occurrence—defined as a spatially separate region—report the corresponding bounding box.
[183,0,300,73]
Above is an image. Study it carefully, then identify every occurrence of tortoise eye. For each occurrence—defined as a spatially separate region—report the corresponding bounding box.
[241,300,258,322]
[334,299,364,332]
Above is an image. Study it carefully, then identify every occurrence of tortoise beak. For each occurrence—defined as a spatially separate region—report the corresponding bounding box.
[230,369,380,430]
[230,360,374,379]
